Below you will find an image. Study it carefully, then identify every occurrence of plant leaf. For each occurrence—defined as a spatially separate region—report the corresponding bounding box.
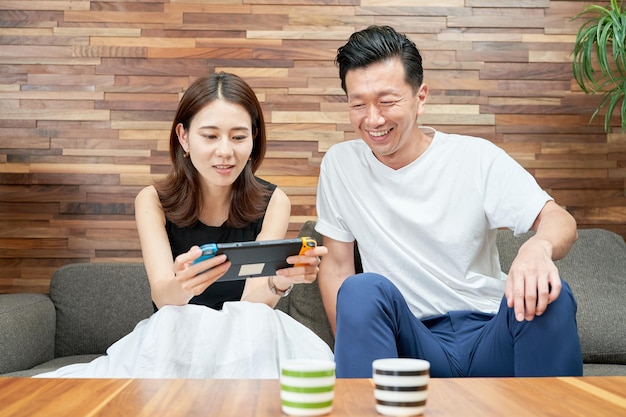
[572,0,626,132]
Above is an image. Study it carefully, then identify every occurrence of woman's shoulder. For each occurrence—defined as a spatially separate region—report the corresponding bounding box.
[135,185,159,206]
[257,184,291,239]
[256,175,289,213]
[255,176,277,192]
[268,185,290,208]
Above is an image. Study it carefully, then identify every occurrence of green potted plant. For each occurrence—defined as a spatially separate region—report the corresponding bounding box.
[572,0,626,133]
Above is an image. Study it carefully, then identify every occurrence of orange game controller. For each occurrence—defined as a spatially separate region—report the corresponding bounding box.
[296,236,317,266]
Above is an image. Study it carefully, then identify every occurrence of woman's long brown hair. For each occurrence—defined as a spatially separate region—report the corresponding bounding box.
[155,72,270,228]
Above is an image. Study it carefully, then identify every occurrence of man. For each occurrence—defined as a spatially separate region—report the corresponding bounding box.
[316,25,582,378]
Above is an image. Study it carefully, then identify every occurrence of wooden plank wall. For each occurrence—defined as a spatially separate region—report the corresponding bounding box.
[0,0,622,294]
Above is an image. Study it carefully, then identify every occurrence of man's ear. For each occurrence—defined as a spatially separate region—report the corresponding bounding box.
[416,83,428,116]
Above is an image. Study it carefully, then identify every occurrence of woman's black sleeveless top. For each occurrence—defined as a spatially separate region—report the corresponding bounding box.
[164,180,276,310]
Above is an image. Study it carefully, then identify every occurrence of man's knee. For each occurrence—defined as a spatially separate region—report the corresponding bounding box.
[511,280,580,346]
[337,273,397,324]
[546,279,578,318]
[337,272,390,301]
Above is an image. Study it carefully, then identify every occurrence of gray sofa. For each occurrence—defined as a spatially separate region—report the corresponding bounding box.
[1,222,625,377]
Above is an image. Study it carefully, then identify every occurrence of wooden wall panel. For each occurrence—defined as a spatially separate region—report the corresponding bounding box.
[0,0,620,294]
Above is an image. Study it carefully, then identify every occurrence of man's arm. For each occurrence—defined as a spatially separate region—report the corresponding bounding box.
[505,200,578,322]
[318,236,356,335]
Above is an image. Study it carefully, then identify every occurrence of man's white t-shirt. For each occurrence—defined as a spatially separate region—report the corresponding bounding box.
[316,127,552,319]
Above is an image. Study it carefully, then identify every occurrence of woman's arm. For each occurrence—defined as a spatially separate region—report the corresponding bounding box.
[240,187,327,307]
[135,186,230,308]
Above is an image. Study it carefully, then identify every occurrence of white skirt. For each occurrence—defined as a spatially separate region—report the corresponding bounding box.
[34,302,334,379]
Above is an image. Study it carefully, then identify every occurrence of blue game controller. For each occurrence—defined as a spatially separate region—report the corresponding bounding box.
[193,243,218,265]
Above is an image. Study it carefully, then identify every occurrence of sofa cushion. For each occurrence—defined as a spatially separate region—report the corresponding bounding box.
[497,228,626,366]
[0,293,55,374]
[2,354,100,377]
[50,263,154,357]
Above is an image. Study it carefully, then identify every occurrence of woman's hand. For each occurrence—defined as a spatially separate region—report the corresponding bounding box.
[172,245,231,296]
[273,245,329,287]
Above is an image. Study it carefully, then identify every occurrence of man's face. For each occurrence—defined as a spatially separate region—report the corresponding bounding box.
[344,58,428,169]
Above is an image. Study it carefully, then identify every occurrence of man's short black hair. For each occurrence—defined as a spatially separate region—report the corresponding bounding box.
[335,25,424,94]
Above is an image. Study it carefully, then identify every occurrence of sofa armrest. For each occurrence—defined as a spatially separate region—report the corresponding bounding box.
[0,293,55,374]
[497,228,626,366]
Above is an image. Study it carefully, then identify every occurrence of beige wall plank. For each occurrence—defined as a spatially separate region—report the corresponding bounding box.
[0,1,90,11]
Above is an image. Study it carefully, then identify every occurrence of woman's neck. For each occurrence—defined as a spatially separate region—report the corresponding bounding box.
[198,183,232,227]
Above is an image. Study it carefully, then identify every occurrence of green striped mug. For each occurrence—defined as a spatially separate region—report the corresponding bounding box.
[280,359,336,416]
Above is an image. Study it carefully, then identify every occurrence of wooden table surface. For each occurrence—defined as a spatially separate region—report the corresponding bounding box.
[0,376,624,417]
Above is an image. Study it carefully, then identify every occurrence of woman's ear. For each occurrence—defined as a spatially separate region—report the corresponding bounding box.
[175,123,189,153]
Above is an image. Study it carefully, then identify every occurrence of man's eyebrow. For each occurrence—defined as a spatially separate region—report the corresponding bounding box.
[348,90,402,99]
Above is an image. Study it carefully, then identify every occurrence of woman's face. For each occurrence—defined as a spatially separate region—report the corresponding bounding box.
[177,99,254,189]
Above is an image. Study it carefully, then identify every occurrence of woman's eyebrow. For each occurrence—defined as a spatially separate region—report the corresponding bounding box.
[198,125,250,131]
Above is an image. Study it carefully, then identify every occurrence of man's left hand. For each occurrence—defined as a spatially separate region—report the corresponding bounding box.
[505,237,562,322]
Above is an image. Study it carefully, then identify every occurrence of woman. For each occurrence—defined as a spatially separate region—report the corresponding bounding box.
[36,73,332,379]
[136,72,324,310]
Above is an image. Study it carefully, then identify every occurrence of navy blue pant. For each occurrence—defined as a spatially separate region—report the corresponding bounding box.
[334,273,583,378]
